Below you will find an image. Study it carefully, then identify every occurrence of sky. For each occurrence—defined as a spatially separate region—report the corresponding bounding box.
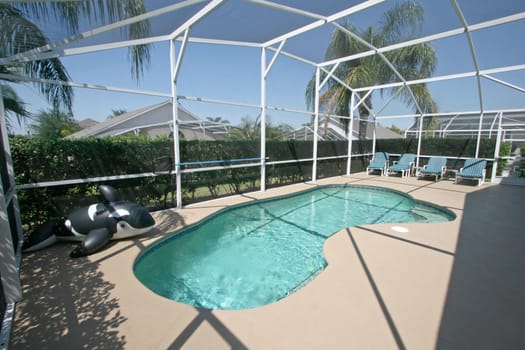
[7,0,525,135]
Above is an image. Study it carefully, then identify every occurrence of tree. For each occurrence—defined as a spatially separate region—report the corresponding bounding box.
[230,116,260,141]
[107,109,128,120]
[388,124,404,135]
[0,1,150,130]
[306,1,437,139]
[0,84,31,132]
[229,115,292,141]
[29,108,80,139]
[206,116,231,124]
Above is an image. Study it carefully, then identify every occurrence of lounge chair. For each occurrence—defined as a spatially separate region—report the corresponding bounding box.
[418,157,447,181]
[456,158,486,186]
[366,152,389,176]
[388,153,416,178]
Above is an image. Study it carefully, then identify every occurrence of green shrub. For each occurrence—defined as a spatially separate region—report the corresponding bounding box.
[10,135,500,228]
[497,141,511,176]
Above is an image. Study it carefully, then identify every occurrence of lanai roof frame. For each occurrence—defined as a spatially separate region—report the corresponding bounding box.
[2,3,525,347]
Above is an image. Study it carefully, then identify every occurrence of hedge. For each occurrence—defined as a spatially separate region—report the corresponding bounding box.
[10,135,498,229]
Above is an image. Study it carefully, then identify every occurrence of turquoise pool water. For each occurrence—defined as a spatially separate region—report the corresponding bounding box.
[134,185,454,310]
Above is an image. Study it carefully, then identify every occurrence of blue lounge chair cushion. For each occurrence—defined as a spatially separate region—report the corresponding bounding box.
[368,152,389,169]
[457,158,486,179]
[389,153,416,177]
[389,153,416,172]
[420,157,447,175]
[367,152,389,175]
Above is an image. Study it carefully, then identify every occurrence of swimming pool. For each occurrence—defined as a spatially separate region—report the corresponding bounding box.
[134,185,454,310]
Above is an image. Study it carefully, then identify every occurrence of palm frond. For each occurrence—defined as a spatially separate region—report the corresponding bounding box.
[1,84,32,131]
[9,0,151,81]
[1,5,74,111]
[305,1,437,137]
[325,22,369,61]
[398,83,437,114]
[379,0,424,44]
[16,0,136,32]
[305,75,316,111]
[386,43,436,78]
[344,64,373,89]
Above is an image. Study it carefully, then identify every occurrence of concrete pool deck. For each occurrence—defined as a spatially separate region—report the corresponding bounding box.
[10,173,525,349]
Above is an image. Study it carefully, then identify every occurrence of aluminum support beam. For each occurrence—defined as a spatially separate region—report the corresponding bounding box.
[0,74,171,98]
[491,113,504,183]
[320,12,525,68]
[168,0,226,40]
[475,112,485,158]
[331,23,425,117]
[0,89,22,301]
[0,0,206,65]
[451,0,484,114]
[376,107,525,120]
[312,67,320,182]
[3,35,170,63]
[170,40,183,209]
[347,93,355,175]
[489,112,501,138]
[264,40,287,78]
[178,95,260,109]
[260,48,268,191]
[416,115,424,170]
[482,74,525,94]
[261,0,385,47]
[374,87,404,117]
[0,87,23,350]
[174,29,191,81]
[353,64,525,93]
[354,89,373,111]
[320,63,340,90]
[372,119,377,156]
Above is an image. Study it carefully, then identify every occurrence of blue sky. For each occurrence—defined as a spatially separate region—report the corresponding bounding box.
[8,0,525,134]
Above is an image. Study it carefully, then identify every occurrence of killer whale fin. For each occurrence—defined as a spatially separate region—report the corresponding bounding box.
[22,219,64,253]
[70,228,113,258]
[99,185,120,203]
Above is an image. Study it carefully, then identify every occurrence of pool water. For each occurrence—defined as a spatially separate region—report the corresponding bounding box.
[134,185,454,310]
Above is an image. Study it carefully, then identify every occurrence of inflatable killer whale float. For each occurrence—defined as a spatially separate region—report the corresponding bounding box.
[23,185,156,258]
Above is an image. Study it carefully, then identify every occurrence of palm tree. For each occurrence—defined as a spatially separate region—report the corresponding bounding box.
[206,116,231,124]
[107,109,128,120]
[230,116,261,141]
[230,115,291,141]
[306,1,437,139]
[0,1,150,131]
[29,108,80,139]
[0,84,31,132]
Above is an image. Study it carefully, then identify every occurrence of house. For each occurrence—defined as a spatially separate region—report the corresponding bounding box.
[77,118,99,130]
[289,116,403,140]
[405,111,525,139]
[68,101,231,140]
